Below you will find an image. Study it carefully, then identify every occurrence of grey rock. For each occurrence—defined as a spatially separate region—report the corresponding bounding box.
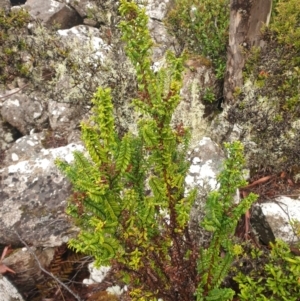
[24,0,82,29]
[48,99,81,133]
[0,0,10,12]
[2,133,45,166]
[1,93,48,135]
[83,18,98,27]
[69,0,90,18]
[67,129,83,144]
[68,0,116,25]
[250,205,275,245]
[146,0,178,61]
[186,138,224,186]
[148,18,178,62]
[0,275,24,301]
[52,25,113,104]
[145,0,174,21]
[209,107,242,146]
[260,196,300,243]
[186,137,225,245]
[0,143,83,247]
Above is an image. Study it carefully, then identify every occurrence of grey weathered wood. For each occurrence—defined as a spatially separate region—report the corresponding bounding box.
[223,0,273,103]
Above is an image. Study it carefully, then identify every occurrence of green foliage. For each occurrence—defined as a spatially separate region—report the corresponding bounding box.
[267,0,300,117]
[234,240,300,301]
[57,1,198,300]
[242,46,261,80]
[266,0,300,112]
[203,87,216,103]
[270,0,300,50]
[165,0,229,79]
[56,1,257,300]
[196,142,257,301]
[291,219,300,237]
[0,8,31,83]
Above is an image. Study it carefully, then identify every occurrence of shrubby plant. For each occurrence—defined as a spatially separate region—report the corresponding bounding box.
[56,1,257,300]
[58,1,198,299]
[165,0,229,79]
[202,87,216,103]
[234,240,300,301]
[196,141,257,301]
[0,8,31,83]
[270,0,300,50]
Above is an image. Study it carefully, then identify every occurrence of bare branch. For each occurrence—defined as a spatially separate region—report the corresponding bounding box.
[0,83,30,100]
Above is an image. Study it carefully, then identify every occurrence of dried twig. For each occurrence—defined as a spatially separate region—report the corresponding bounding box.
[14,231,82,301]
[241,175,274,189]
[0,83,30,100]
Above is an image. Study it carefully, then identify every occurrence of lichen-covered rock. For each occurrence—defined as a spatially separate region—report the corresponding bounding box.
[0,0,10,12]
[185,137,277,248]
[145,0,178,61]
[57,25,109,56]
[209,106,244,146]
[148,18,178,61]
[52,25,113,104]
[0,275,24,301]
[24,0,82,29]
[174,59,217,148]
[145,0,172,21]
[1,93,48,135]
[224,76,300,172]
[260,196,300,243]
[48,99,82,133]
[220,3,300,173]
[2,133,45,166]
[68,0,116,25]
[186,137,225,245]
[83,262,127,297]
[144,0,178,60]
[186,137,224,191]
[0,143,83,247]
